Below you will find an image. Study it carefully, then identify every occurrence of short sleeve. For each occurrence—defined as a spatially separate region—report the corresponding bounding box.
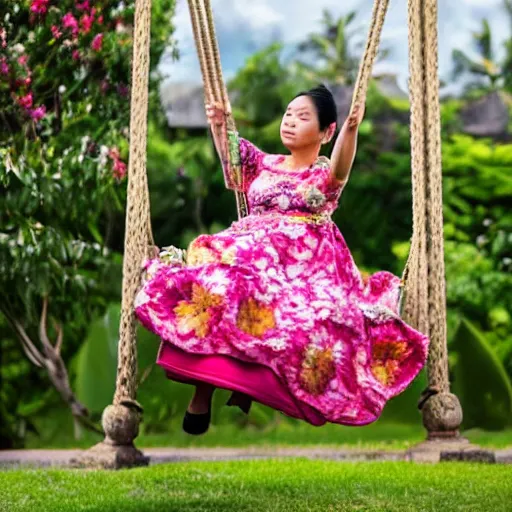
[318,157,345,204]
[238,137,265,193]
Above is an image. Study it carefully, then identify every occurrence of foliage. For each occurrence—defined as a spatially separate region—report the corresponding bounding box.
[294,9,389,86]
[451,0,512,94]
[3,1,512,445]
[0,0,176,446]
[451,318,512,430]
[228,43,311,131]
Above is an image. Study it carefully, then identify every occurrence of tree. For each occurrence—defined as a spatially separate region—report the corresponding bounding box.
[293,9,388,86]
[0,0,176,446]
[451,1,512,93]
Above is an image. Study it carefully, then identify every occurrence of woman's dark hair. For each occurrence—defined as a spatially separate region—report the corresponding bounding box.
[294,84,338,131]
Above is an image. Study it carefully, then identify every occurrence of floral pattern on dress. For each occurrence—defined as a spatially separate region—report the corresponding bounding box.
[134,137,429,425]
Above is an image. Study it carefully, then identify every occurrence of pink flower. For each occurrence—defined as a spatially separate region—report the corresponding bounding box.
[51,25,62,39]
[113,158,127,180]
[80,13,95,34]
[91,33,103,52]
[30,0,50,15]
[97,15,104,25]
[62,13,79,37]
[76,0,91,11]
[17,55,29,66]
[108,147,120,160]
[0,27,7,48]
[18,92,33,109]
[30,105,47,121]
[0,57,9,75]
[72,49,81,61]
[100,78,109,94]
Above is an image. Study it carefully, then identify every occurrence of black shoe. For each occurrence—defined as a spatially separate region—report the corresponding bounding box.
[182,406,211,435]
[226,391,252,415]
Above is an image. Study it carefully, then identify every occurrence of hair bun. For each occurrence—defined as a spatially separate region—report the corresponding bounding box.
[294,83,337,131]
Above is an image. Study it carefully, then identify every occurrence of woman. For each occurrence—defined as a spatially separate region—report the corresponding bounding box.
[135,84,429,435]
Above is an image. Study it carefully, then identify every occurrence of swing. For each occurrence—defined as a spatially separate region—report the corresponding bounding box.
[73,0,463,468]
[149,0,419,426]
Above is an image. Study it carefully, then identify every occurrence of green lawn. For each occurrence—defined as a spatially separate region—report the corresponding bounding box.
[25,412,512,451]
[2,459,512,511]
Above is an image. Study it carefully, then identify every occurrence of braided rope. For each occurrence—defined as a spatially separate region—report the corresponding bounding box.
[114,0,154,405]
[351,0,390,111]
[403,0,429,334]
[406,0,449,394]
[188,0,214,101]
[423,0,449,391]
[188,0,248,217]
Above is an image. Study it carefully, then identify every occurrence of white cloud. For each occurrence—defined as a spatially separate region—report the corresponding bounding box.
[160,0,510,89]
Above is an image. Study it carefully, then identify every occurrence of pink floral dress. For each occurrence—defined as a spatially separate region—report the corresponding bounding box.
[134,138,429,426]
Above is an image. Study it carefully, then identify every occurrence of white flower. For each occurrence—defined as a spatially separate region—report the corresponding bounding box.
[476,235,487,247]
[11,43,25,55]
[58,85,67,94]
[482,218,492,227]
[80,135,91,153]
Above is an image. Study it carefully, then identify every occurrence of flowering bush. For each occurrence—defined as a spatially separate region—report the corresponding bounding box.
[0,0,176,446]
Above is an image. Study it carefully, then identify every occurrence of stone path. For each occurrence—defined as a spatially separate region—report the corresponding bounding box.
[1,446,511,469]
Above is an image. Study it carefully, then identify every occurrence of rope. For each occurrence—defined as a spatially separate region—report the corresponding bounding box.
[187,0,248,218]
[113,0,154,406]
[187,0,213,101]
[202,0,248,217]
[402,0,429,334]
[99,0,451,446]
[351,0,390,112]
[423,0,450,391]
[405,0,449,392]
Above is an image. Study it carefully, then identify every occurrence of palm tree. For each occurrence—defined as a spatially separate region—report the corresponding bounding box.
[293,9,389,86]
[451,1,512,93]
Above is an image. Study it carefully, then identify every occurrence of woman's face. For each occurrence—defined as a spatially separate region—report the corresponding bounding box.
[280,95,325,150]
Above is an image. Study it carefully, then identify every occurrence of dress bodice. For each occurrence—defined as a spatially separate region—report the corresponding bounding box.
[238,138,344,217]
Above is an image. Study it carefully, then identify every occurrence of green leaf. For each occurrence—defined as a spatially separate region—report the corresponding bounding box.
[451,318,512,430]
[75,303,121,413]
[87,221,104,245]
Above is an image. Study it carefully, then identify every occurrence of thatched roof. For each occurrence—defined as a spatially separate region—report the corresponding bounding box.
[160,78,510,139]
[160,75,407,129]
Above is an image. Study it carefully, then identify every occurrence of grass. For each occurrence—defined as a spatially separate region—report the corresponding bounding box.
[2,459,512,511]
[24,407,512,451]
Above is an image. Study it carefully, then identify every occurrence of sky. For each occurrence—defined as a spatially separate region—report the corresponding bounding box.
[158,0,510,94]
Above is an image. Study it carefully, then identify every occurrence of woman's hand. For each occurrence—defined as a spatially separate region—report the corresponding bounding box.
[205,101,230,127]
[347,103,365,130]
